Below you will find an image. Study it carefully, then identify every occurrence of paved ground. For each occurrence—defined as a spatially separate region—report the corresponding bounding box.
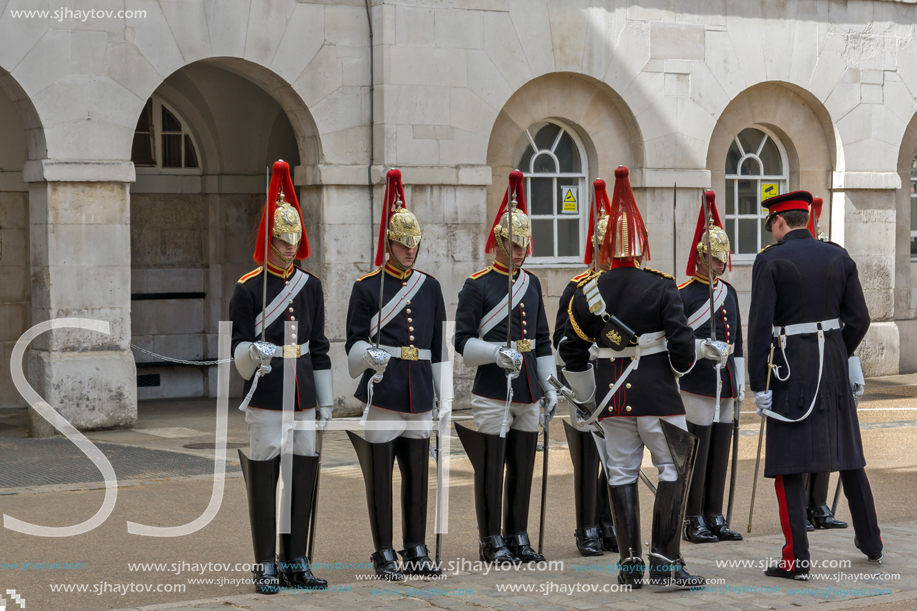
[0,375,915,610]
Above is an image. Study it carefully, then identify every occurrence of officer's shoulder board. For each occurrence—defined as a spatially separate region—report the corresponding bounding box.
[642,267,675,281]
[677,277,695,290]
[238,266,263,284]
[573,269,598,288]
[759,243,782,254]
[468,266,492,280]
[357,268,382,282]
[823,239,844,249]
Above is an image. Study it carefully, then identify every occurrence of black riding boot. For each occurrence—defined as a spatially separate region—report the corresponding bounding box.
[277,454,328,589]
[596,468,618,552]
[563,420,603,556]
[504,428,546,563]
[455,424,519,565]
[238,451,281,595]
[347,432,402,580]
[607,482,644,588]
[395,437,441,576]
[683,422,717,543]
[807,471,847,529]
[649,480,706,588]
[704,422,743,541]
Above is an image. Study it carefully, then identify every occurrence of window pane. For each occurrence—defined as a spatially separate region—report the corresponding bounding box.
[517,143,535,173]
[557,218,579,257]
[911,152,917,179]
[534,123,561,151]
[737,180,758,215]
[556,182,580,215]
[761,219,777,248]
[162,105,182,132]
[725,217,736,253]
[911,236,917,255]
[725,140,741,175]
[725,180,735,215]
[529,177,553,215]
[555,131,581,173]
[911,195,917,232]
[135,98,152,132]
[737,128,764,157]
[162,134,182,168]
[533,153,556,173]
[532,219,554,257]
[184,134,199,168]
[760,137,782,176]
[738,219,757,254]
[741,157,762,176]
[131,133,155,166]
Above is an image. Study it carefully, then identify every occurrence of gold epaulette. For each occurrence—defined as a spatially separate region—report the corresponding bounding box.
[643,267,675,281]
[238,267,263,284]
[577,269,603,288]
[469,266,492,279]
[759,243,780,253]
[357,268,382,282]
[568,298,594,343]
[570,269,593,284]
[677,277,695,290]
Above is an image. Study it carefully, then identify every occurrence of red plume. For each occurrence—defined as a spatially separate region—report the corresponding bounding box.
[584,178,611,265]
[685,190,730,277]
[599,166,650,266]
[485,170,531,255]
[253,160,310,264]
[807,197,823,239]
[375,169,408,267]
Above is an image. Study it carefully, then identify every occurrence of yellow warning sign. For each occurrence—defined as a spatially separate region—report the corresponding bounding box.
[561,186,578,214]
[761,183,778,201]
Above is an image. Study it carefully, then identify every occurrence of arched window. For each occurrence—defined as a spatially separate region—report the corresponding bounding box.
[724,126,789,258]
[512,121,588,262]
[911,151,917,256]
[131,96,200,171]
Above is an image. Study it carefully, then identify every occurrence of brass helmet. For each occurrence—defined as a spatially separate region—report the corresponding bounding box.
[375,169,422,270]
[493,193,532,255]
[272,190,303,246]
[599,166,651,265]
[697,222,730,266]
[387,195,422,250]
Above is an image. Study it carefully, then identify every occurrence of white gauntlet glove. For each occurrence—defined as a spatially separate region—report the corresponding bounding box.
[495,347,523,378]
[734,357,746,403]
[363,347,391,377]
[536,355,558,425]
[318,406,333,431]
[233,340,275,380]
[699,338,730,365]
[754,390,772,417]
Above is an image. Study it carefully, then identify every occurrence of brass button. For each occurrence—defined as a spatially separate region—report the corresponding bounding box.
[726,324,730,329]
[520,303,525,309]
[406,301,411,305]
[522,312,527,317]
[724,316,728,321]
[410,335,415,341]
[625,406,632,412]
[402,282,407,287]
[609,383,613,389]
[523,321,527,326]
[408,318,413,323]
[288,307,294,313]
[626,383,632,389]
[610,357,615,362]
[285,281,289,286]
[406,309,412,314]
[290,316,296,321]
[409,326,414,332]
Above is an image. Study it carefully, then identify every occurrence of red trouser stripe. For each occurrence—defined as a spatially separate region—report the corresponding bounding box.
[775,475,795,572]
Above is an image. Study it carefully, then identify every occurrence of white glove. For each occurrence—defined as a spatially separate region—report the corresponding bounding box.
[699,338,730,365]
[849,356,865,399]
[588,343,601,361]
[257,363,272,376]
[495,347,523,375]
[318,406,333,431]
[754,390,772,416]
[734,357,746,403]
[249,341,275,366]
[362,347,391,376]
[540,390,558,427]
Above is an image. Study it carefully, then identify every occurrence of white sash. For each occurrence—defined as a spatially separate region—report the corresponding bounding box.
[479,270,530,336]
[687,281,728,330]
[255,269,308,335]
[369,271,427,337]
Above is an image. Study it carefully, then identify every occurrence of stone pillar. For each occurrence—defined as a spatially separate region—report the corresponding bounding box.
[836,174,900,377]
[24,161,137,437]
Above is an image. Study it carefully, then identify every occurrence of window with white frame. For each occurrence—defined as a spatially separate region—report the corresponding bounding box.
[911,151,917,257]
[131,97,200,171]
[512,121,587,262]
[724,127,789,259]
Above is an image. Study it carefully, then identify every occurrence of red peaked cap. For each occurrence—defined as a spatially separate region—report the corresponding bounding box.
[807,197,823,238]
[599,166,650,266]
[584,178,612,265]
[375,169,409,267]
[686,190,731,277]
[253,160,310,264]
[485,170,531,255]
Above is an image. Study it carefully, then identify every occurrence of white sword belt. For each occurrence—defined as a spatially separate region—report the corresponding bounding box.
[379,344,432,361]
[268,342,310,359]
[593,331,667,418]
[763,317,841,424]
[486,339,537,353]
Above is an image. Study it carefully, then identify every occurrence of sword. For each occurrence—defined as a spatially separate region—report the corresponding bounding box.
[726,390,741,526]
[435,417,442,564]
[307,428,323,560]
[592,179,601,274]
[703,190,725,422]
[537,399,549,554]
[499,186,518,438]
[672,183,677,278]
[748,343,776,533]
[831,477,843,517]
[261,165,270,341]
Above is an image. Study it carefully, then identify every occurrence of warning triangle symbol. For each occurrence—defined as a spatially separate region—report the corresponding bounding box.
[563,190,576,203]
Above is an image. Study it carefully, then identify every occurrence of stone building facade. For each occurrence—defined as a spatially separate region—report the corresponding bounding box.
[1,0,916,434]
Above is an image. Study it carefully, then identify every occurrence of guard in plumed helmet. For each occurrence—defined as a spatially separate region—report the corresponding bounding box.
[553,179,617,557]
[454,170,557,565]
[345,169,448,580]
[678,191,744,544]
[749,191,880,580]
[559,167,725,589]
[229,160,331,594]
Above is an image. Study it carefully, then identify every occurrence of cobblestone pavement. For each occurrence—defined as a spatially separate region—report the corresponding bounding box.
[113,522,912,611]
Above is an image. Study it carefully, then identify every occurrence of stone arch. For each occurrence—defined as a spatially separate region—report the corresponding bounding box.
[894,112,917,326]
[706,81,839,235]
[486,72,643,227]
[0,69,46,163]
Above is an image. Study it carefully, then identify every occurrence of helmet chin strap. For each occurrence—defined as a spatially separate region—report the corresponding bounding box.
[496,236,526,269]
[271,242,296,265]
[387,240,420,271]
